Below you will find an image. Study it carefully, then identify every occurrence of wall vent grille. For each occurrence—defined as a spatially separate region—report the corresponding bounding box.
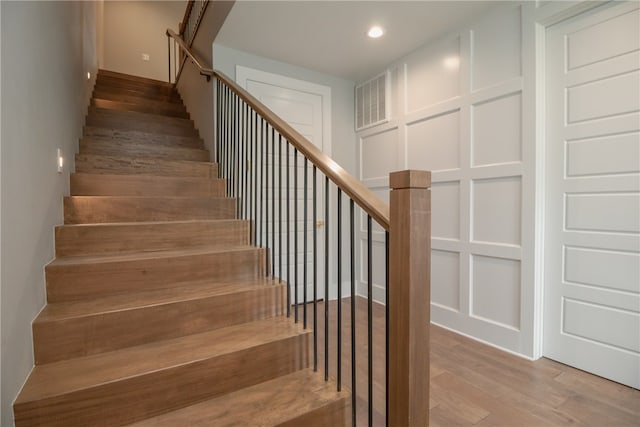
[355,72,390,131]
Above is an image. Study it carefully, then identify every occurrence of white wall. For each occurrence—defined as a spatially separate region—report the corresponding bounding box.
[103,0,185,81]
[0,1,98,425]
[357,2,539,358]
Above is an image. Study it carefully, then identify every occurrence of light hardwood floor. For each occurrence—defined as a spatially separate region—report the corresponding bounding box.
[301,297,639,426]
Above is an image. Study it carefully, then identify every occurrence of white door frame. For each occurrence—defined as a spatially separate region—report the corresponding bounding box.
[235,65,332,157]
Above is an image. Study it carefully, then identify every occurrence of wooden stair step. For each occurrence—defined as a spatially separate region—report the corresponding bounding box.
[14,316,310,427]
[55,219,248,257]
[79,139,210,161]
[91,98,189,118]
[129,368,351,427]
[34,278,285,364]
[86,112,198,137]
[93,83,181,102]
[46,246,265,302]
[83,126,204,149]
[64,195,235,224]
[88,106,194,127]
[97,69,174,88]
[75,153,217,178]
[94,78,178,97]
[92,87,183,104]
[70,173,225,197]
[91,92,185,111]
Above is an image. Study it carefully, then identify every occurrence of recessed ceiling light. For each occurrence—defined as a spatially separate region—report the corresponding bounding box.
[368,26,384,39]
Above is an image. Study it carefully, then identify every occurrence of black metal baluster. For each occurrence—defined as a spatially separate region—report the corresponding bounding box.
[286,142,291,317]
[350,199,356,426]
[313,166,318,372]
[271,127,276,278]
[265,121,270,275]
[238,100,244,218]
[234,98,242,210]
[278,135,283,283]
[324,176,329,382]
[226,87,231,195]
[231,95,236,201]
[337,188,342,392]
[303,158,308,329]
[368,215,373,427]
[215,80,219,164]
[249,109,254,244]
[253,110,258,246]
[244,104,249,220]
[258,118,263,248]
[294,149,299,322]
[167,35,171,82]
[385,230,390,427]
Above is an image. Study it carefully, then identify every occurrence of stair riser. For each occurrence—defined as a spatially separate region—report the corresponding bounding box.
[92,89,183,105]
[97,70,174,86]
[92,92,186,111]
[79,141,210,162]
[34,285,285,364]
[93,86,181,104]
[83,126,203,149]
[14,334,310,427]
[92,99,189,119]
[95,80,177,96]
[46,249,266,302]
[63,196,235,224]
[75,154,217,178]
[86,116,198,138]
[88,107,194,126]
[70,174,225,198]
[55,220,248,257]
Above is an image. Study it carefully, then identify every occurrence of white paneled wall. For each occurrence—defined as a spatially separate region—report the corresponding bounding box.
[358,3,537,357]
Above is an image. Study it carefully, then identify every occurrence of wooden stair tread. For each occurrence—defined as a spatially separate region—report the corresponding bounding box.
[48,244,255,266]
[70,172,224,197]
[98,69,174,87]
[79,139,210,162]
[75,153,217,178]
[16,316,308,403]
[88,106,194,126]
[55,219,249,257]
[64,195,236,224]
[128,368,350,427]
[82,126,204,149]
[92,98,189,119]
[36,278,282,322]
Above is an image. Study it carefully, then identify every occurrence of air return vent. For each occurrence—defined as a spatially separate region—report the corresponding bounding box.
[355,72,390,131]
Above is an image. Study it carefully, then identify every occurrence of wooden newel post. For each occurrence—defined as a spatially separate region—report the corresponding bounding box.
[388,170,431,426]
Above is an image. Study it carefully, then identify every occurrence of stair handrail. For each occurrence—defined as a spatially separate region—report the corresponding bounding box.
[166,28,389,228]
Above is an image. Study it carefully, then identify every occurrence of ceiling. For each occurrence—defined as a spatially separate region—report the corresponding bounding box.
[215,1,500,82]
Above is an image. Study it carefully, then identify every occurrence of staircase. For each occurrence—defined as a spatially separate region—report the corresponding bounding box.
[13,70,350,426]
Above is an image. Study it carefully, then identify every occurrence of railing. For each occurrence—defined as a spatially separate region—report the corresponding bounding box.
[167,0,209,83]
[167,26,431,427]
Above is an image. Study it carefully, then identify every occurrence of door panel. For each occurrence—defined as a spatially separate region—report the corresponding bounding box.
[544,2,640,389]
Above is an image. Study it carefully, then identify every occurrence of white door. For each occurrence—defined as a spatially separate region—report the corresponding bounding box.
[543,2,640,388]
[237,66,331,306]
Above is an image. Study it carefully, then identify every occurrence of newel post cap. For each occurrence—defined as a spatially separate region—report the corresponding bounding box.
[389,170,431,190]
